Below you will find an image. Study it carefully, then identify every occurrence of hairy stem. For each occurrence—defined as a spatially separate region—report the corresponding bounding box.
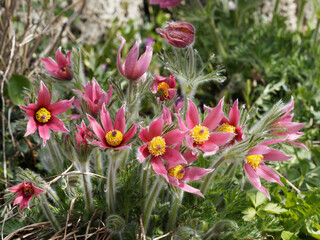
[47,139,63,173]
[39,195,60,231]
[167,190,184,233]
[81,162,94,219]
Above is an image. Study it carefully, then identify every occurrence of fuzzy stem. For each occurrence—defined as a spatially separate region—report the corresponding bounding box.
[297,0,307,31]
[141,162,150,200]
[107,157,117,214]
[143,177,164,232]
[39,195,60,231]
[167,190,184,233]
[47,139,63,173]
[313,18,320,49]
[200,155,226,194]
[81,162,94,219]
[94,149,103,175]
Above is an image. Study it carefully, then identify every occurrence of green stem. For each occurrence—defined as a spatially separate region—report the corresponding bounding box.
[107,156,117,214]
[143,177,164,232]
[94,149,103,175]
[272,0,280,20]
[81,162,94,219]
[167,190,184,234]
[313,18,320,49]
[39,195,60,231]
[297,0,307,31]
[141,162,150,200]
[47,139,63,173]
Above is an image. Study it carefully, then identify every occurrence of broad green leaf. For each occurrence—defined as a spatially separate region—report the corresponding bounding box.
[260,203,287,214]
[242,207,256,221]
[281,231,301,240]
[248,191,268,208]
[8,74,31,105]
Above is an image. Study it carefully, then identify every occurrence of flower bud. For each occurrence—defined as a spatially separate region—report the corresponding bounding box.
[156,22,195,48]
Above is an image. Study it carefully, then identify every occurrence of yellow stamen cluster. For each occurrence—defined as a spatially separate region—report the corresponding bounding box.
[157,82,170,98]
[148,136,166,156]
[35,107,51,123]
[219,123,236,133]
[168,165,185,179]
[23,187,34,197]
[190,125,210,144]
[105,130,123,147]
[60,67,67,73]
[247,155,264,169]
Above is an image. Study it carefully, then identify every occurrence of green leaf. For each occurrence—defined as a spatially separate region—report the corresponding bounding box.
[248,191,268,208]
[281,231,301,240]
[260,203,287,214]
[8,74,31,105]
[242,207,256,221]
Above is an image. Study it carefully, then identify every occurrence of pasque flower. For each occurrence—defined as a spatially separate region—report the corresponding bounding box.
[156,22,195,48]
[87,105,138,150]
[177,99,234,156]
[41,47,72,80]
[150,75,177,101]
[8,181,44,210]
[150,0,182,8]
[75,121,93,155]
[138,117,186,180]
[218,100,244,144]
[74,78,113,117]
[244,144,292,199]
[20,81,74,146]
[117,35,154,82]
[166,147,213,197]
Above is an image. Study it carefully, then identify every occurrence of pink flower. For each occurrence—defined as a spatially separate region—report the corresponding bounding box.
[117,35,154,82]
[138,117,186,180]
[244,144,292,199]
[8,181,44,210]
[150,75,177,101]
[20,81,74,146]
[150,0,182,8]
[74,78,113,117]
[218,100,244,144]
[270,98,307,149]
[177,99,234,156]
[166,148,213,197]
[75,120,93,155]
[41,47,72,80]
[156,22,195,48]
[87,105,138,150]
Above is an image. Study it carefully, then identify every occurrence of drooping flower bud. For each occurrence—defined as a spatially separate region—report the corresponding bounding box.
[156,22,195,48]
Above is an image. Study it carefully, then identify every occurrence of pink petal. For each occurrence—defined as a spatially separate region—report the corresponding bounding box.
[41,57,59,71]
[244,163,261,188]
[13,191,24,206]
[177,181,203,197]
[38,124,50,145]
[149,117,163,138]
[182,167,213,181]
[66,50,72,63]
[47,116,69,132]
[20,103,38,117]
[137,145,150,163]
[151,156,168,180]
[277,122,305,134]
[25,118,38,136]
[117,35,126,76]
[168,75,176,88]
[19,196,32,210]
[161,148,186,164]
[229,100,239,126]
[168,88,176,100]
[48,98,73,116]
[8,184,23,193]
[163,129,185,146]
[176,114,188,131]
[183,151,198,164]
[124,38,141,80]
[256,165,284,186]
[185,135,196,149]
[114,106,125,133]
[202,98,224,131]
[37,82,51,107]
[133,44,154,80]
[90,140,110,148]
[162,105,172,124]
[198,143,219,156]
[55,47,68,67]
[288,141,308,150]
[249,145,271,155]
[262,139,286,146]
[114,145,131,150]
[32,185,45,195]
[207,132,234,146]
[139,127,152,143]
[87,114,106,142]
[186,99,199,129]
[168,175,180,186]
[122,124,137,144]
[263,149,292,162]
[100,107,113,133]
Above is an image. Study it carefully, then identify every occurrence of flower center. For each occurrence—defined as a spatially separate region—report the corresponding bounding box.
[105,130,123,147]
[168,165,185,180]
[35,107,51,123]
[148,136,166,156]
[60,66,67,73]
[23,187,34,197]
[219,123,236,133]
[157,82,170,98]
[93,99,99,106]
[190,125,210,144]
[247,155,264,169]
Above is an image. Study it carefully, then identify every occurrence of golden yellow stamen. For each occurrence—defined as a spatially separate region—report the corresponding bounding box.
[157,82,170,98]
[219,123,236,133]
[60,67,67,74]
[168,165,185,179]
[148,136,166,156]
[35,107,51,123]
[247,155,264,169]
[23,187,34,197]
[190,125,210,144]
[105,130,123,147]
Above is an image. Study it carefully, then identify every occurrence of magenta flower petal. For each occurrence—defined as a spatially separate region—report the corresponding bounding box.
[149,117,163,139]
[114,145,131,150]
[122,124,137,144]
[13,191,24,206]
[37,82,51,107]
[263,149,292,161]
[117,35,126,76]
[288,141,308,150]
[168,175,180,186]
[8,185,22,192]
[48,98,74,115]
[20,196,32,210]
[198,143,219,156]
[244,163,261,188]
[182,167,213,181]
[133,44,154,80]
[162,105,172,124]
[161,148,186,164]
[19,104,38,117]
[47,116,68,132]
[25,118,38,136]
[124,39,140,79]
[163,129,184,146]
[202,98,224,131]
[139,127,152,143]
[100,107,113,133]
[90,140,110,148]
[176,114,188,131]
[249,145,271,155]
[151,156,168,180]
[177,182,203,197]
[114,106,125,133]
[38,124,50,146]
[55,47,68,66]
[138,145,150,163]
[183,151,198,164]
[186,99,199,129]
[229,100,239,126]
[185,135,196,149]
[277,122,305,134]
[87,114,106,142]
[41,58,58,71]
[256,165,284,186]
[207,132,234,146]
